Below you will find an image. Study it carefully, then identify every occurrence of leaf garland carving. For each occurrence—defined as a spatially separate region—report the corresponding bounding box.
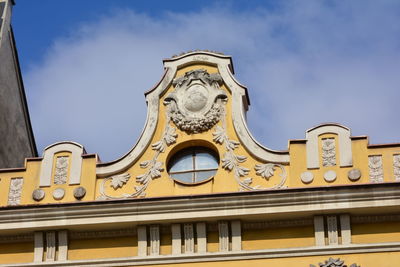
[212,104,286,191]
[98,116,177,200]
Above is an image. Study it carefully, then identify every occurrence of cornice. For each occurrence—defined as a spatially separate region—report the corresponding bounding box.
[0,183,400,233]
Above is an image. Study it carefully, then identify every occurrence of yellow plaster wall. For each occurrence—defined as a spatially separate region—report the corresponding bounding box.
[352,221,400,244]
[68,236,137,260]
[207,231,219,252]
[242,226,315,250]
[0,242,33,264]
[289,136,400,188]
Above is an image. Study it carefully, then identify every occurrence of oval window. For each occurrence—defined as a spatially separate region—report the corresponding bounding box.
[168,147,219,184]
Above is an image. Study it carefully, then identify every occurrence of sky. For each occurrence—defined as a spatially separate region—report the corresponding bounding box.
[11,0,400,162]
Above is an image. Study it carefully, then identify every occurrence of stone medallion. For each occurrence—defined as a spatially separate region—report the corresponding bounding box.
[53,188,65,200]
[32,188,45,201]
[74,186,86,200]
[324,170,337,182]
[348,168,361,181]
[164,69,227,134]
[300,171,314,184]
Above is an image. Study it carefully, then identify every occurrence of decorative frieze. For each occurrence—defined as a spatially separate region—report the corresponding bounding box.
[54,156,69,184]
[352,214,400,224]
[0,233,33,244]
[322,138,336,166]
[394,154,400,181]
[8,177,23,205]
[70,228,136,240]
[368,155,384,182]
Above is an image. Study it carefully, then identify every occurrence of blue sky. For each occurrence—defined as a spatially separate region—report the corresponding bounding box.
[11,0,400,161]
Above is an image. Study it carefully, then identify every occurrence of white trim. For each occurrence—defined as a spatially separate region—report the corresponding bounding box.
[340,214,351,245]
[137,226,147,257]
[96,51,289,177]
[306,124,352,169]
[313,216,324,246]
[196,222,207,253]
[33,232,43,262]
[3,242,400,266]
[171,224,181,255]
[39,142,84,186]
[231,220,242,251]
[58,230,68,261]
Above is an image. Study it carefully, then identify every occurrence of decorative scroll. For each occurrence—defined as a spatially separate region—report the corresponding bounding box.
[322,138,336,166]
[310,257,360,267]
[8,178,23,206]
[212,103,286,191]
[54,156,69,184]
[368,155,383,182]
[394,154,400,181]
[98,116,177,200]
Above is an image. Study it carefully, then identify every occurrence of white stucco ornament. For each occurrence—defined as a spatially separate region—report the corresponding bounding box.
[324,170,337,182]
[164,69,227,134]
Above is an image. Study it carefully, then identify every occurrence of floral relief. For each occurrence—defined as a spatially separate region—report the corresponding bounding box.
[54,156,69,184]
[322,138,336,166]
[393,154,400,181]
[8,178,23,206]
[368,155,384,182]
[98,115,177,200]
[212,105,286,191]
[310,257,360,267]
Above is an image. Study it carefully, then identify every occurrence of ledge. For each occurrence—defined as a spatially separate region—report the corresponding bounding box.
[0,183,400,232]
[3,242,400,266]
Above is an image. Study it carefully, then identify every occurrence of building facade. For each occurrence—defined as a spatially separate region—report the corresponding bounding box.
[0,50,399,266]
[0,0,37,168]
[1,3,400,266]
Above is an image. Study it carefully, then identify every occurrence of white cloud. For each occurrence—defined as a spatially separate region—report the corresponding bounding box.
[25,0,400,161]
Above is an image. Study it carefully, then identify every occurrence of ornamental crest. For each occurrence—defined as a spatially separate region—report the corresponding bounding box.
[164,69,227,134]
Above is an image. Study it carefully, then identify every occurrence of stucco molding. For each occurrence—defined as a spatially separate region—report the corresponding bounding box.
[3,242,400,266]
[96,51,289,178]
[39,142,84,186]
[306,124,352,169]
[1,184,400,232]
